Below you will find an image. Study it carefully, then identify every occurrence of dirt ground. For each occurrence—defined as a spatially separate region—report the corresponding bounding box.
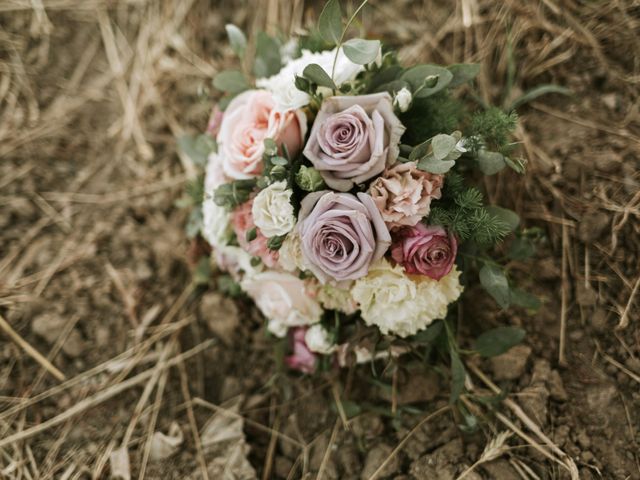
[1,0,639,479]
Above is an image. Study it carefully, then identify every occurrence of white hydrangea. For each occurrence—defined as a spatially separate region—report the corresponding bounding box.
[202,152,232,248]
[256,47,365,110]
[241,271,322,337]
[351,259,463,337]
[304,324,336,354]
[251,180,295,237]
[317,283,358,314]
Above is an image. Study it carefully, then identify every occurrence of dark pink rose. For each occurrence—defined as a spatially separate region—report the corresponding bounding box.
[391,224,457,280]
[285,327,317,374]
[303,93,405,192]
[297,191,391,283]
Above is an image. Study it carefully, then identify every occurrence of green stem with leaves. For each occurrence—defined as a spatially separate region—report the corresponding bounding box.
[331,0,369,82]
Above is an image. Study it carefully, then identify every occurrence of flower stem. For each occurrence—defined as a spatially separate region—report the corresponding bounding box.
[331,0,369,83]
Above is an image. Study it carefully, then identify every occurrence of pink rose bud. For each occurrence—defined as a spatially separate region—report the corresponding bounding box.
[285,327,317,374]
[391,223,457,280]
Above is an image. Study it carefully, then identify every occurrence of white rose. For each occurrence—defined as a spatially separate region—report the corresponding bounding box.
[351,259,463,337]
[393,87,412,113]
[252,181,295,238]
[256,47,364,110]
[241,272,322,337]
[202,152,232,248]
[304,324,336,354]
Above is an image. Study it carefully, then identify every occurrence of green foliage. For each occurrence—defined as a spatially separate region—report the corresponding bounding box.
[213,70,249,94]
[217,274,243,297]
[479,264,510,308]
[469,108,518,155]
[447,63,480,88]
[449,348,466,403]
[400,92,464,145]
[342,38,380,65]
[302,63,336,89]
[177,134,216,167]
[225,24,247,58]
[400,64,453,98]
[213,179,256,210]
[428,176,511,246]
[193,256,212,285]
[254,32,281,78]
[473,326,526,357]
[318,0,342,45]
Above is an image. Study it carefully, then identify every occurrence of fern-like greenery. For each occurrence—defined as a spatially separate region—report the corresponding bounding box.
[400,92,465,146]
[428,172,511,246]
[469,108,518,155]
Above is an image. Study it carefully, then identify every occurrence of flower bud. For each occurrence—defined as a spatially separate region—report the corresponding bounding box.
[393,87,412,113]
[295,165,325,192]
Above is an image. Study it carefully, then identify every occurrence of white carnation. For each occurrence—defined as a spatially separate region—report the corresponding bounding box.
[202,152,232,248]
[256,47,364,110]
[252,181,295,238]
[278,232,309,272]
[393,87,412,112]
[351,259,463,337]
[317,283,358,314]
[305,324,336,354]
[241,272,322,337]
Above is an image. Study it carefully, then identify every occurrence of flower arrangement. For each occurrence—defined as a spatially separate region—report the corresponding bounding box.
[179,0,538,399]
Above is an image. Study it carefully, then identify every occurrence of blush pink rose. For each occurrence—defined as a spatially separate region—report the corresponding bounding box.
[218,90,307,179]
[303,93,405,191]
[390,223,457,280]
[369,161,443,230]
[232,198,278,268]
[285,327,317,374]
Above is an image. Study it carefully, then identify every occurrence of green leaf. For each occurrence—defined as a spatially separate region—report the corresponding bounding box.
[400,64,453,98]
[450,348,466,403]
[508,84,572,111]
[479,264,510,308]
[473,326,526,357]
[225,24,247,58]
[193,256,211,285]
[411,320,444,345]
[254,32,281,78]
[508,237,535,260]
[477,150,507,175]
[263,138,278,156]
[417,155,456,174]
[245,227,257,242]
[447,63,480,88]
[504,156,526,174]
[343,38,380,65]
[303,63,337,89]
[486,206,520,232]
[186,207,203,238]
[213,70,249,94]
[510,289,541,310]
[177,134,216,167]
[432,134,457,160]
[318,0,342,45]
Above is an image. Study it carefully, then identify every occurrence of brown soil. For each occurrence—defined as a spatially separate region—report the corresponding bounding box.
[1,1,639,479]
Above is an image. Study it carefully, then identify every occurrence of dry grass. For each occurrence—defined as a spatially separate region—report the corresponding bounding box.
[0,0,639,478]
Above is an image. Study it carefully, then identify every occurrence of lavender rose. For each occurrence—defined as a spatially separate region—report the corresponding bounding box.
[390,224,457,280]
[303,93,405,192]
[297,191,391,283]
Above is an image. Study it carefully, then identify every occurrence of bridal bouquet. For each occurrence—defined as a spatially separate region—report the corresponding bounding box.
[180,0,535,391]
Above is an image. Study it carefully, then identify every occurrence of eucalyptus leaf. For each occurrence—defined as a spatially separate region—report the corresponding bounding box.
[343,38,380,65]
[401,64,453,98]
[508,237,535,260]
[477,149,507,175]
[375,79,410,95]
[450,349,466,403]
[254,32,281,78]
[411,320,444,345]
[432,134,457,160]
[318,0,342,45]
[486,206,520,232]
[479,264,510,308]
[213,70,249,94]
[368,65,403,91]
[510,289,541,310]
[447,63,480,88]
[225,24,247,58]
[186,207,203,239]
[417,155,456,174]
[177,134,216,167]
[303,63,337,89]
[473,326,526,357]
